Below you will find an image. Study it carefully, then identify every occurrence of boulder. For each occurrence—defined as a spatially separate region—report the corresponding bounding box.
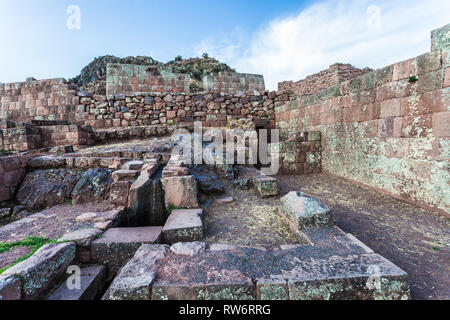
[2,243,75,300]
[16,169,81,210]
[190,167,225,195]
[72,168,113,204]
[280,191,332,231]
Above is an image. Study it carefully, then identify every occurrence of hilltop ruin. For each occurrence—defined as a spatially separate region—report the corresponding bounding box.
[0,23,448,301]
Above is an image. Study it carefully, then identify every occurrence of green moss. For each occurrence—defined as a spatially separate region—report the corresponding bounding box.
[408,76,418,83]
[0,237,58,274]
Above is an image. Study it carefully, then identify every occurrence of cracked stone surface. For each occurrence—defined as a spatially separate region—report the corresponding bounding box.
[277,174,450,300]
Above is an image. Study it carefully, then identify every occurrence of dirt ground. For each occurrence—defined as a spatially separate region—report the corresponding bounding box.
[203,180,304,248]
[277,174,450,300]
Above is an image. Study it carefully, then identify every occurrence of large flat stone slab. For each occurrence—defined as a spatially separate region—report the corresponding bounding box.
[109,244,169,300]
[162,209,203,245]
[91,227,162,278]
[0,205,124,243]
[3,243,75,300]
[283,254,410,300]
[281,191,332,231]
[107,227,410,300]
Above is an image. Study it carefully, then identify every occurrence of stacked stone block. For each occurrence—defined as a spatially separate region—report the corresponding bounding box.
[0,78,78,123]
[106,64,190,95]
[278,63,372,95]
[202,72,265,94]
[276,31,450,214]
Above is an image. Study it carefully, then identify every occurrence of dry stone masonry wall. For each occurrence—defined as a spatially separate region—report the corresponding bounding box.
[278,63,372,95]
[276,24,450,215]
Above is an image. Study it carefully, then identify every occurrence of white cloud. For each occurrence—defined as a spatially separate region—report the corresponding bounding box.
[195,0,450,90]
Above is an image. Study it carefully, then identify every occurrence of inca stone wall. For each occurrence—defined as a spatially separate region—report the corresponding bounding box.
[75,90,285,129]
[0,78,79,123]
[276,25,450,215]
[105,64,191,95]
[278,63,372,95]
[202,72,265,94]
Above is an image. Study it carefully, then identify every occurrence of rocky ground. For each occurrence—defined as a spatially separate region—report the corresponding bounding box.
[276,174,450,300]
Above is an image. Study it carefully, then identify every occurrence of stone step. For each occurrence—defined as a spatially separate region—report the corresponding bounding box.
[107,227,411,300]
[91,227,162,279]
[47,265,106,300]
[162,209,203,245]
[1,243,75,300]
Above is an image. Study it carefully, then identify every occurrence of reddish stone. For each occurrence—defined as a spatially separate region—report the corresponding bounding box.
[380,99,401,118]
[444,68,450,88]
[433,112,450,137]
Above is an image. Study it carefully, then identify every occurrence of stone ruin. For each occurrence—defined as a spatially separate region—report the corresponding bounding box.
[0,23,449,300]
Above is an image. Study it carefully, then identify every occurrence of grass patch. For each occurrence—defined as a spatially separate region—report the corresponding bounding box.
[0,237,58,275]
[167,205,180,215]
[408,76,418,83]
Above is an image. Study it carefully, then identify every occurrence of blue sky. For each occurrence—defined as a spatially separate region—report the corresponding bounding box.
[0,0,449,89]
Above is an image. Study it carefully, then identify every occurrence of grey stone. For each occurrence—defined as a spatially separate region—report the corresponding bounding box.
[281,191,332,231]
[28,156,66,168]
[59,228,103,247]
[190,166,225,195]
[205,269,256,300]
[111,169,138,182]
[127,172,166,226]
[16,169,80,210]
[0,275,21,300]
[431,23,450,51]
[3,243,75,300]
[72,168,113,204]
[121,160,144,171]
[283,254,410,300]
[47,265,106,300]
[215,197,234,204]
[253,175,279,198]
[0,207,12,220]
[162,209,203,244]
[91,227,162,278]
[232,179,251,190]
[170,242,206,256]
[109,244,169,300]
